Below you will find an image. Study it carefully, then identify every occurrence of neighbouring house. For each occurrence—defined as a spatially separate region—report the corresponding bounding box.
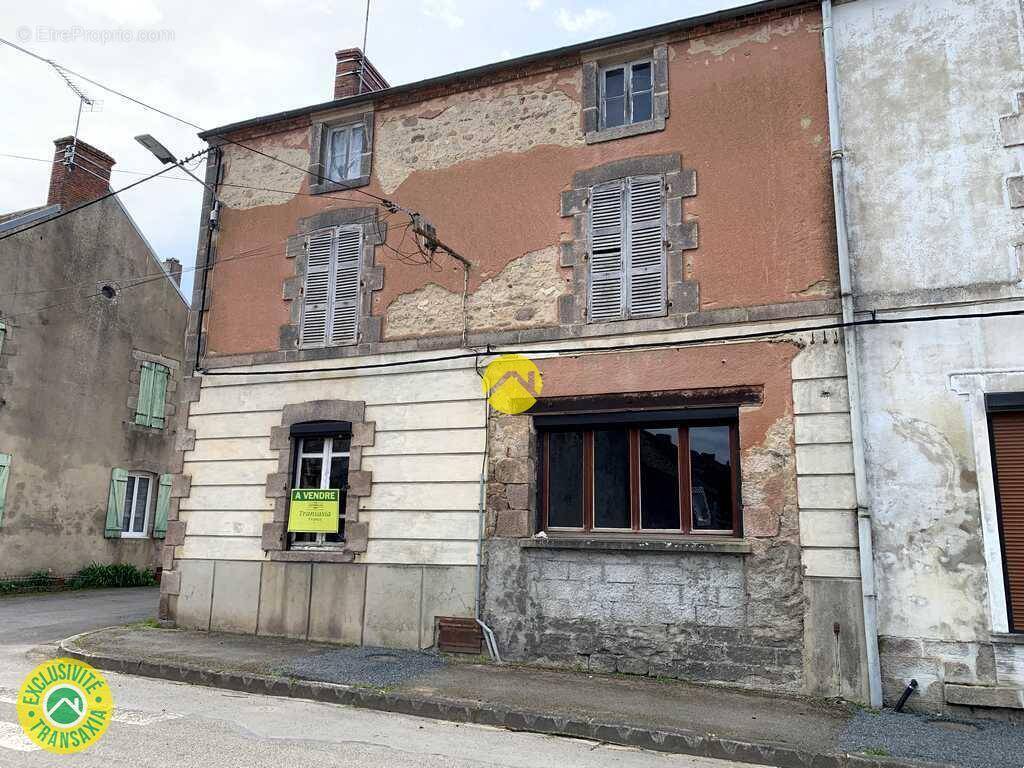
[0,137,189,579]
[162,0,881,704]
[830,0,1024,715]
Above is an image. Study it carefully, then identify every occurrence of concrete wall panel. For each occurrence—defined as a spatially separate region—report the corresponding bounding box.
[175,560,214,630]
[210,560,261,633]
[362,565,422,648]
[308,563,366,645]
[257,562,312,638]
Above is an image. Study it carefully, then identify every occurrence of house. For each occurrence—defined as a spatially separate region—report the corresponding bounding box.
[0,137,189,579]
[830,0,1024,714]
[162,0,880,703]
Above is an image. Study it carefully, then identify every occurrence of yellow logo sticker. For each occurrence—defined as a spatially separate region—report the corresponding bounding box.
[482,354,543,415]
[17,658,113,754]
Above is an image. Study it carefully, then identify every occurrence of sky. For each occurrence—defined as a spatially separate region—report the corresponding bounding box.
[0,0,750,301]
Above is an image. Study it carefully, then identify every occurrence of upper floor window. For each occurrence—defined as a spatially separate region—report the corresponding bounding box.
[289,430,350,549]
[300,225,363,347]
[135,361,170,429]
[539,415,739,536]
[601,59,652,130]
[588,175,667,322]
[325,123,364,183]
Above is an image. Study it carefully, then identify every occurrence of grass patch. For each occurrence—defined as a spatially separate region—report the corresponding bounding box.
[862,747,891,757]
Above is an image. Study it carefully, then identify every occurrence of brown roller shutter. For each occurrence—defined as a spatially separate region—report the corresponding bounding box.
[991,410,1024,632]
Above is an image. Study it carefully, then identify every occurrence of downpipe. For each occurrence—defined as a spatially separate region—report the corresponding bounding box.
[822,0,883,709]
[474,399,502,662]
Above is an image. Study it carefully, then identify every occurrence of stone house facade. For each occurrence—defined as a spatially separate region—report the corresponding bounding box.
[0,137,188,578]
[162,1,875,702]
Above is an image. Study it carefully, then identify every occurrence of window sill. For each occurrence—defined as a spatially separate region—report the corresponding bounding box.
[310,176,370,195]
[585,117,665,145]
[991,632,1024,645]
[270,549,355,563]
[119,533,151,540]
[519,534,750,555]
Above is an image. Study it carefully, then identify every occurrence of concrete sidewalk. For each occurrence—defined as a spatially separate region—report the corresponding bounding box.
[59,626,992,768]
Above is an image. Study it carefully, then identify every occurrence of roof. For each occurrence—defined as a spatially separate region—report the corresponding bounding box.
[199,0,806,140]
[0,204,60,236]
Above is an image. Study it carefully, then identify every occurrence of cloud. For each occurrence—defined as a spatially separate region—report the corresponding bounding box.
[422,0,464,29]
[556,7,612,33]
[526,0,544,10]
[66,0,164,26]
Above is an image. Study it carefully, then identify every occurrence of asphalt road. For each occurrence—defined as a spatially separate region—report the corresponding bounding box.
[0,588,757,767]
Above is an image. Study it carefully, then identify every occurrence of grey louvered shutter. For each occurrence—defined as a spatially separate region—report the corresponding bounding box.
[588,180,626,322]
[330,226,362,345]
[626,175,667,317]
[300,228,334,346]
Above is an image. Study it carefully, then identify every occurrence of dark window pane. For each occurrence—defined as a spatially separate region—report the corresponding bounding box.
[301,437,325,455]
[298,456,323,488]
[604,67,625,97]
[631,91,652,123]
[122,476,136,531]
[328,455,349,490]
[593,429,630,528]
[547,431,584,528]
[604,96,625,128]
[640,428,680,529]
[331,433,352,454]
[631,62,651,92]
[134,477,150,533]
[690,426,734,531]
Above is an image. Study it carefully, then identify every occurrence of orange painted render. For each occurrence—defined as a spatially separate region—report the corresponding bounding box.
[203,9,835,357]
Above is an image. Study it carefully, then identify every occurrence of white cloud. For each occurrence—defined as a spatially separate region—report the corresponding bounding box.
[526,0,544,11]
[422,0,464,29]
[66,0,163,26]
[556,7,612,33]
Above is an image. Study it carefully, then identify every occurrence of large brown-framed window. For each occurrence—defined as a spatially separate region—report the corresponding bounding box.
[539,415,740,536]
[988,393,1024,633]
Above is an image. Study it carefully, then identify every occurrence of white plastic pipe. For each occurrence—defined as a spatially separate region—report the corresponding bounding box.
[821,0,883,709]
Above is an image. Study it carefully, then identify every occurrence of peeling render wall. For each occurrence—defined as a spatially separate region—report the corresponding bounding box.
[835,0,1024,714]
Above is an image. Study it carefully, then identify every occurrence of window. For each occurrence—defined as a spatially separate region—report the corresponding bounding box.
[120,472,152,538]
[135,361,170,428]
[539,418,739,535]
[0,453,9,527]
[600,59,652,129]
[300,226,363,347]
[0,319,6,354]
[589,175,667,322]
[988,395,1024,632]
[289,432,350,548]
[324,123,365,183]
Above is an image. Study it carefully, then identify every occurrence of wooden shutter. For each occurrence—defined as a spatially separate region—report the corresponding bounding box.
[0,320,6,355]
[992,410,1024,632]
[330,226,362,345]
[300,228,334,346]
[153,473,172,538]
[588,180,626,322]
[150,365,169,429]
[104,467,129,538]
[135,362,156,426]
[0,453,9,526]
[626,175,667,317]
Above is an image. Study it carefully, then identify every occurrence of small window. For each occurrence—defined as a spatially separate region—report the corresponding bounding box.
[135,361,170,429]
[540,419,739,535]
[289,433,351,548]
[121,472,152,537]
[600,59,653,130]
[324,123,365,183]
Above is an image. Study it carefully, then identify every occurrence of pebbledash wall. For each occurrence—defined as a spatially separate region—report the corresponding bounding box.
[160,3,874,698]
[834,0,1024,715]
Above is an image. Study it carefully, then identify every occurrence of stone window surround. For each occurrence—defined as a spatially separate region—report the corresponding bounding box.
[582,44,669,145]
[280,207,386,352]
[950,369,1024,636]
[308,109,374,194]
[0,317,14,389]
[125,349,180,433]
[261,400,375,562]
[558,153,699,327]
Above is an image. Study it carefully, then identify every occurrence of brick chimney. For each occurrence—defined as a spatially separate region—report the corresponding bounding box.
[334,48,388,100]
[162,258,182,287]
[47,137,115,209]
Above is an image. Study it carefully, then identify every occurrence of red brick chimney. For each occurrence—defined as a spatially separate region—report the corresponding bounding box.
[162,258,182,287]
[334,48,388,100]
[47,137,115,209]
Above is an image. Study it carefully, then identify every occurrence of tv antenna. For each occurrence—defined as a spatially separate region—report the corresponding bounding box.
[49,60,103,171]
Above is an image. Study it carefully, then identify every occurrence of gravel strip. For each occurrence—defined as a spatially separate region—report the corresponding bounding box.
[275,646,446,689]
[839,709,1024,768]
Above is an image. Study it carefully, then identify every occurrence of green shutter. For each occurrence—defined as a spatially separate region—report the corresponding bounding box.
[135,362,156,426]
[0,320,7,355]
[0,453,10,527]
[105,467,129,538]
[153,474,172,538]
[150,365,169,429]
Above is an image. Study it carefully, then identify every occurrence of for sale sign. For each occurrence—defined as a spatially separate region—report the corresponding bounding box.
[287,489,340,533]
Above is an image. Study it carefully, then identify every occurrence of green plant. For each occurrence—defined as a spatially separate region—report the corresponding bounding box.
[862,747,890,757]
[70,563,157,589]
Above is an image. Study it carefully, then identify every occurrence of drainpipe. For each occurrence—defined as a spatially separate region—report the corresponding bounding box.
[474,399,502,662]
[821,0,883,709]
